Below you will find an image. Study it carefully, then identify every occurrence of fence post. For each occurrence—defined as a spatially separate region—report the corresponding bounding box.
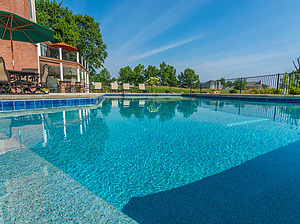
[276,73,280,90]
[240,77,242,94]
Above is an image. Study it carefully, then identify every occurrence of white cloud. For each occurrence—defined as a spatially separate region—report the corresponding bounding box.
[124,34,207,64]
[119,0,209,52]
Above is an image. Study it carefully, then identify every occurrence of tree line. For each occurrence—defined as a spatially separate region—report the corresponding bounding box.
[92,62,200,89]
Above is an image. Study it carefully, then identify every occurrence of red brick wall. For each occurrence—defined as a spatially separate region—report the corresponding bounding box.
[0,0,38,70]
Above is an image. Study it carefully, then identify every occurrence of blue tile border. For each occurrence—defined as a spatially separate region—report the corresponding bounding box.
[0,93,299,112]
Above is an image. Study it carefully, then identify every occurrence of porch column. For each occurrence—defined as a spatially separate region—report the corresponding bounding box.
[59,48,62,60]
[59,48,63,81]
[86,72,89,93]
[77,53,80,82]
[84,71,87,92]
[37,43,41,76]
[60,63,63,81]
[77,66,80,82]
[63,111,67,140]
[79,110,83,134]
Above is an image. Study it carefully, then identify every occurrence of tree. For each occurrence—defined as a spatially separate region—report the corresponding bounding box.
[132,64,145,86]
[144,65,159,80]
[159,62,168,85]
[219,78,227,87]
[147,77,159,93]
[36,0,79,46]
[292,57,300,72]
[233,78,247,90]
[226,81,233,88]
[178,68,199,92]
[118,66,133,84]
[92,68,111,85]
[167,65,177,87]
[36,0,107,76]
[159,62,177,87]
[75,14,108,75]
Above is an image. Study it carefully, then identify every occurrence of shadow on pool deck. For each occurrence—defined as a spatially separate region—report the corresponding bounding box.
[122,141,300,224]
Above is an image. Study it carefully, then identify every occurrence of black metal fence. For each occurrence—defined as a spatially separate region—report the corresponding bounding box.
[201,72,300,94]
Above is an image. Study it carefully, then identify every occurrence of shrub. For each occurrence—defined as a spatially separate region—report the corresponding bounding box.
[259,88,282,94]
[191,89,196,93]
[250,89,259,94]
[273,89,282,94]
[289,87,300,95]
[211,89,218,92]
[229,89,238,93]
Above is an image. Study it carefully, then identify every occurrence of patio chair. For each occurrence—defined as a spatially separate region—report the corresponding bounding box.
[0,57,12,93]
[47,78,59,93]
[40,64,51,88]
[123,99,130,107]
[122,83,132,93]
[138,83,149,93]
[112,99,118,107]
[139,100,145,107]
[71,77,76,93]
[110,82,119,92]
[94,82,102,92]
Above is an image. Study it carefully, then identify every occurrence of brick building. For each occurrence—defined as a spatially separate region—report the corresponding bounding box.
[0,0,38,71]
[1,0,90,92]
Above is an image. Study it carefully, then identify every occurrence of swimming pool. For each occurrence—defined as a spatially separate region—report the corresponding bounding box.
[1,96,299,212]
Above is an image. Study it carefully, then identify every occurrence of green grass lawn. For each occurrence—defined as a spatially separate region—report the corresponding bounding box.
[144,86,247,94]
[90,84,247,94]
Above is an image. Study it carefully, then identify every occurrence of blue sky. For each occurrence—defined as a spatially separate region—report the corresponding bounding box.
[62,0,300,81]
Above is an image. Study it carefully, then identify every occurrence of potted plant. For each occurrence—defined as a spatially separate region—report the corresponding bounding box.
[41,88,50,94]
[211,89,220,94]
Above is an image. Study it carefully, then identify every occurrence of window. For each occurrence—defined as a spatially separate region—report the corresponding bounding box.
[28,0,33,21]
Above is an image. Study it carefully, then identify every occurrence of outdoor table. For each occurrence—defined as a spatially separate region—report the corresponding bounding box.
[8,70,40,94]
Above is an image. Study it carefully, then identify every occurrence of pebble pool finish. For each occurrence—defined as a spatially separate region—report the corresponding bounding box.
[0,139,137,222]
[0,97,299,221]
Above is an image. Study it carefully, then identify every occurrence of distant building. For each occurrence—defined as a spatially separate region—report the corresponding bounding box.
[246,81,262,89]
[201,80,222,89]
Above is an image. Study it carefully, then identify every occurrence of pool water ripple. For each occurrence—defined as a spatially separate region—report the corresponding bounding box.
[1,97,299,209]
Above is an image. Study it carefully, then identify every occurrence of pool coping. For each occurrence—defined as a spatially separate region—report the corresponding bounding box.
[182,93,300,103]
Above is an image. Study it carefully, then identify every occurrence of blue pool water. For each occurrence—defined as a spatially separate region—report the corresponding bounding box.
[1,97,299,209]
